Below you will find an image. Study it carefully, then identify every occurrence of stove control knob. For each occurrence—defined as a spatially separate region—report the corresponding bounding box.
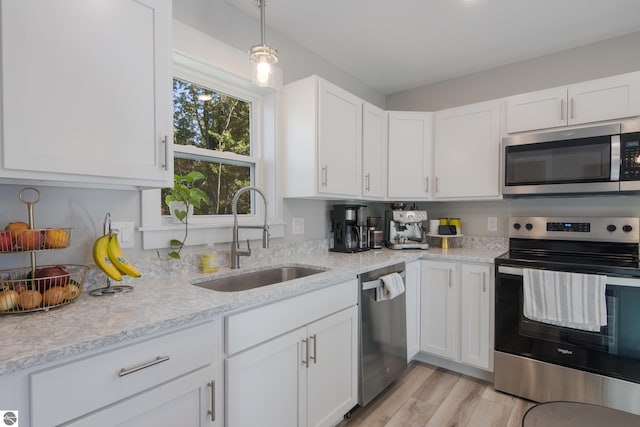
[607,224,617,232]
[623,225,633,233]
[525,223,533,231]
[513,223,521,230]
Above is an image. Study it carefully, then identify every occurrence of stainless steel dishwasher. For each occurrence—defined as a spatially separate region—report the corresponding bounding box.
[358,262,407,407]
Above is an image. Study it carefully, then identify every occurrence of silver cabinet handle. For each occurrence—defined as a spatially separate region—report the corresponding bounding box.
[302,338,309,367]
[482,272,487,292]
[208,380,215,421]
[436,177,439,193]
[118,355,170,377]
[310,334,317,364]
[448,268,452,287]
[425,177,429,193]
[161,135,170,171]
[321,166,328,186]
[560,99,565,121]
[365,173,371,191]
[570,97,575,119]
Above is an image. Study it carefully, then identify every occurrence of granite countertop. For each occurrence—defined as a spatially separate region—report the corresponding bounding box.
[0,246,505,376]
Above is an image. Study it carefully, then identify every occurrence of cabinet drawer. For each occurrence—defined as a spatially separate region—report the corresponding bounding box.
[226,279,358,355]
[31,321,215,427]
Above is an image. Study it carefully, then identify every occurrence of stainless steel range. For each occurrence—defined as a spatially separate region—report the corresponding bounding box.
[494,216,640,416]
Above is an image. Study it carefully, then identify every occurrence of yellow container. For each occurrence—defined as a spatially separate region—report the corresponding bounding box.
[449,218,461,234]
[438,217,449,225]
[201,245,219,273]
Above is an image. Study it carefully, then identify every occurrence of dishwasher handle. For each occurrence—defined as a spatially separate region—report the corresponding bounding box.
[361,270,405,291]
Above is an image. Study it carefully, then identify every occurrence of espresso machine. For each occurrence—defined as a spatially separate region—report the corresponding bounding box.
[385,208,429,249]
[330,204,369,253]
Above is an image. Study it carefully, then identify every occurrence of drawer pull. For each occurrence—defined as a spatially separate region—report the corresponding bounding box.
[208,380,216,421]
[118,355,171,377]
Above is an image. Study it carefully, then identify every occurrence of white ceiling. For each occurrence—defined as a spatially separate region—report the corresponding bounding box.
[225,0,640,95]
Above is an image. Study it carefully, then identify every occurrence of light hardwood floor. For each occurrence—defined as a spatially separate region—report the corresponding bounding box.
[338,362,535,427]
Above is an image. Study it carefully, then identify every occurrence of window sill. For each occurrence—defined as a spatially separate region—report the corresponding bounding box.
[139,221,286,250]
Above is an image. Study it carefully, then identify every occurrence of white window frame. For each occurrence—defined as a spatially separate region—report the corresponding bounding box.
[169,65,264,225]
[139,43,284,251]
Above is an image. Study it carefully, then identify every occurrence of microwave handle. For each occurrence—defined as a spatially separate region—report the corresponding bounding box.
[611,135,620,181]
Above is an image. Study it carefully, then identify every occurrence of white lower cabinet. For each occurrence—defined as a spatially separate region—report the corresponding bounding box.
[225,280,358,427]
[420,260,492,371]
[29,321,218,427]
[405,260,421,360]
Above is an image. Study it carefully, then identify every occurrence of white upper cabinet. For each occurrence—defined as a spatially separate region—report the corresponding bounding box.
[387,111,434,199]
[283,76,362,198]
[0,0,173,188]
[434,100,502,199]
[507,71,640,133]
[362,102,388,199]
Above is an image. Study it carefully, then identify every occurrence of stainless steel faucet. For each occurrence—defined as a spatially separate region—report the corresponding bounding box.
[231,186,270,269]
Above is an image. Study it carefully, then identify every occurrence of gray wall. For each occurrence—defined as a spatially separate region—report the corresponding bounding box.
[384,31,640,239]
[172,0,385,107]
[386,31,640,111]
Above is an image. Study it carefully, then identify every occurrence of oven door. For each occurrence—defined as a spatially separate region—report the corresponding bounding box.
[502,123,621,196]
[495,265,640,383]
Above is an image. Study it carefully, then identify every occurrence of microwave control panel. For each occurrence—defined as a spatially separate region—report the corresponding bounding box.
[621,135,640,180]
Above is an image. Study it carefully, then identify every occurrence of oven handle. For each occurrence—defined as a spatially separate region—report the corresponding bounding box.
[498,265,640,287]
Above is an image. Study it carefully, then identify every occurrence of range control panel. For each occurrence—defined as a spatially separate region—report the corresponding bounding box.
[509,216,639,243]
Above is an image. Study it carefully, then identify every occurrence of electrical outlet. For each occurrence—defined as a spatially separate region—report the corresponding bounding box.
[292,218,304,235]
[487,217,498,232]
[111,222,135,248]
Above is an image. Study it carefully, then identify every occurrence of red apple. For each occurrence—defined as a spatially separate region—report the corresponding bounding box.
[33,265,70,292]
[0,231,13,252]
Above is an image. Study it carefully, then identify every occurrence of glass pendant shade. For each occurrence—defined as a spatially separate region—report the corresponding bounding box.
[249,0,278,87]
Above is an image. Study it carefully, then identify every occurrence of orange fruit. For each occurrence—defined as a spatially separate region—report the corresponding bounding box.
[5,221,29,238]
[15,229,42,250]
[44,229,69,248]
[18,290,42,310]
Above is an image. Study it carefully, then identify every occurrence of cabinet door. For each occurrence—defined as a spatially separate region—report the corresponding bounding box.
[318,79,362,197]
[65,366,216,427]
[362,103,388,199]
[0,0,172,188]
[434,100,502,199]
[460,264,492,370]
[569,71,640,126]
[226,327,305,427]
[405,260,421,361]
[388,111,433,199]
[420,260,457,359]
[506,87,567,133]
[306,306,358,427]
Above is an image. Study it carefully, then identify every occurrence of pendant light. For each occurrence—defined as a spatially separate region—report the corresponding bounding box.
[248,0,278,87]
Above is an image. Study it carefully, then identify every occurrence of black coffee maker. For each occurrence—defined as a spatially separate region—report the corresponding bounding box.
[330,204,369,253]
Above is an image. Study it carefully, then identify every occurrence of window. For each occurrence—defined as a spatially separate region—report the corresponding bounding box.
[162,74,262,220]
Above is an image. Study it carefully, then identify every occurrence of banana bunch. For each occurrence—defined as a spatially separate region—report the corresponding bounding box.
[92,233,141,281]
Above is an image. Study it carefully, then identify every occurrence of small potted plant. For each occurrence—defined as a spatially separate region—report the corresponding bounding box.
[164,171,210,259]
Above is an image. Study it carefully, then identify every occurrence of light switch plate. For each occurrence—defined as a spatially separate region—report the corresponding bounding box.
[487,217,498,232]
[111,222,135,248]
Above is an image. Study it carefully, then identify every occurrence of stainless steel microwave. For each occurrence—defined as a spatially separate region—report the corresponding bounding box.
[502,120,640,196]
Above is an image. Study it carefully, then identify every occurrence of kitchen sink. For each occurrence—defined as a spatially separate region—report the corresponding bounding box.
[192,265,327,292]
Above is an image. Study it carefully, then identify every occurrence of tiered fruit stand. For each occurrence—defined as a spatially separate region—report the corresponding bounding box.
[0,187,88,314]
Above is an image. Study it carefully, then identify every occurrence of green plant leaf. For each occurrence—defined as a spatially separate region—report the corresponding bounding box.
[169,239,184,247]
[168,251,181,259]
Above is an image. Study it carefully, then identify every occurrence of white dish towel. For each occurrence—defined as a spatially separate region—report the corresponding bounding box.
[523,269,607,332]
[375,272,405,301]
